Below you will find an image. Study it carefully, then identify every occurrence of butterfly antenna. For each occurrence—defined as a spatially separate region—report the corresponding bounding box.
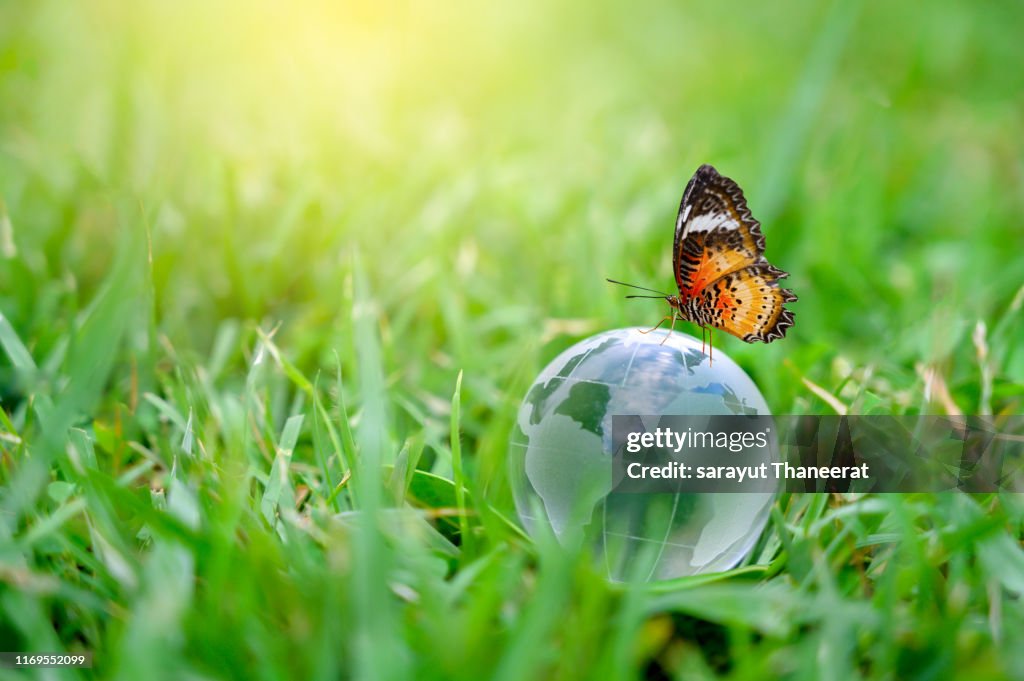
[606,279,672,296]
[625,294,667,299]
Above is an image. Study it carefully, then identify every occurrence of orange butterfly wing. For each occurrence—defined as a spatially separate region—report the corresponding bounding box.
[696,264,797,342]
[673,165,796,343]
[675,226,765,297]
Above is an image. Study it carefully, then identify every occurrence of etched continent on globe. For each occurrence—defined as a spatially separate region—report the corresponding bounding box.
[509,327,775,581]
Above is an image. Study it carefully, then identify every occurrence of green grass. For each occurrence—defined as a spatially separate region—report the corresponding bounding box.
[2,0,1024,679]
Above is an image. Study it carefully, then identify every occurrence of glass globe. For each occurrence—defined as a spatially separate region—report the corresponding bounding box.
[509,327,776,581]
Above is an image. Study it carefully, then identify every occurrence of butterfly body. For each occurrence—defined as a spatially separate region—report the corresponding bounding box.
[665,164,796,343]
[610,164,796,347]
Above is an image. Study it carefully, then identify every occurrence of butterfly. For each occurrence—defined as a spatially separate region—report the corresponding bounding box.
[609,164,796,359]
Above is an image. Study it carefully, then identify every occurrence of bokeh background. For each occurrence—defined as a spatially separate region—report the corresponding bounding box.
[1,1,1023,679]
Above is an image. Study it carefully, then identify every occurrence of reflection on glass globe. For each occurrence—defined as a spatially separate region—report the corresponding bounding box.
[509,327,775,581]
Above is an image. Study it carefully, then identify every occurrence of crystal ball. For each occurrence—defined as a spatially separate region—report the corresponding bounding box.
[509,327,776,581]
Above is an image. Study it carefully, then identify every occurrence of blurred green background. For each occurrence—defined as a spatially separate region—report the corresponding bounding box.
[1,0,1023,679]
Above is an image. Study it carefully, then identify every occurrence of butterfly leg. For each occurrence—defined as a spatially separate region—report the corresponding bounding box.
[639,315,672,335]
[659,311,678,346]
[708,328,714,366]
